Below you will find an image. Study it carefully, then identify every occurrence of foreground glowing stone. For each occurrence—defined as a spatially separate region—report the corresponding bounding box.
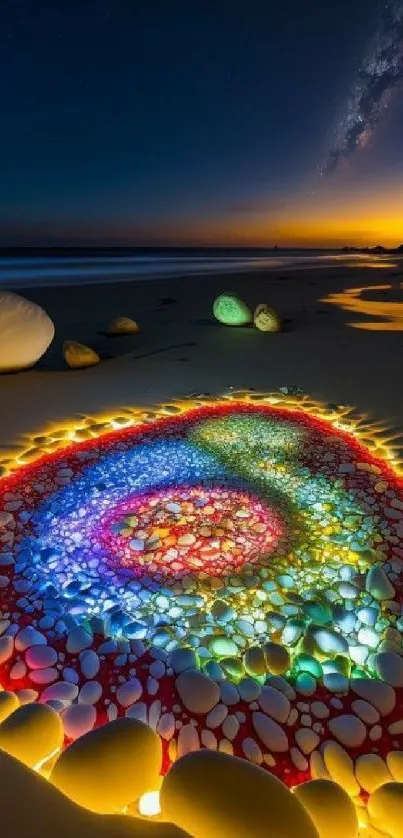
[213,293,252,325]
[0,703,63,769]
[51,718,162,814]
[160,750,319,838]
[0,749,190,838]
[368,782,403,837]
[0,291,54,372]
[293,779,358,838]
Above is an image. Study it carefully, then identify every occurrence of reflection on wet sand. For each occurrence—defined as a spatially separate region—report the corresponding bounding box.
[320,283,403,330]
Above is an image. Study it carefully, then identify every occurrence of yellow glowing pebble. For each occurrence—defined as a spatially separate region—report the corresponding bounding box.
[51,718,162,814]
[63,340,100,369]
[263,641,290,675]
[294,779,358,838]
[387,751,403,782]
[0,703,63,769]
[321,741,361,797]
[355,754,393,794]
[253,303,282,332]
[0,750,191,838]
[368,782,403,838]
[107,316,140,335]
[0,691,20,723]
[160,750,319,838]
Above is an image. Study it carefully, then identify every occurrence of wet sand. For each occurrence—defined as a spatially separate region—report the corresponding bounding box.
[1,264,403,455]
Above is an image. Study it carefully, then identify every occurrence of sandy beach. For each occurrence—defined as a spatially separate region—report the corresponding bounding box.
[1,262,403,455]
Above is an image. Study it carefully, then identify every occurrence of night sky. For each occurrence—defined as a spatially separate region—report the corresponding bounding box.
[1,0,403,247]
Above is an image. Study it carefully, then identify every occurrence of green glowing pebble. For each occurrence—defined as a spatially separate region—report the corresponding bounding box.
[213,293,252,326]
[303,601,332,625]
[294,654,323,679]
[220,656,245,679]
[209,636,239,658]
[295,672,317,696]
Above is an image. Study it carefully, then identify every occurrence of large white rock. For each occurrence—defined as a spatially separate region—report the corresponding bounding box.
[0,291,54,372]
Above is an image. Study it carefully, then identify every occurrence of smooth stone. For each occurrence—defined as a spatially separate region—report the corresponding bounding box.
[238,677,261,703]
[78,681,103,704]
[66,627,93,654]
[51,718,162,814]
[206,703,228,729]
[313,629,348,656]
[41,681,79,703]
[355,754,392,793]
[368,783,403,838]
[294,779,357,838]
[321,742,360,797]
[252,711,289,752]
[25,645,58,670]
[0,750,190,838]
[176,670,220,714]
[244,646,266,676]
[213,293,252,327]
[62,704,96,740]
[351,678,396,716]
[209,636,238,657]
[258,685,290,723]
[107,316,140,335]
[0,291,54,372]
[373,651,403,687]
[177,724,200,759]
[15,626,46,651]
[0,691,20,722]
[386,751,403,781]
[263,641,290,675]
[63,341,100,369]
[116,678,143,708]
[253,304,281,333]
[160,750,318,838]
[79,650,100,680]
[0,635,14,663]
[0,703,63,768]
[219,680,240,706]
[295,728,320,755]
[328,714,367,748]
[169,648,198,674]
[365,566,395,601]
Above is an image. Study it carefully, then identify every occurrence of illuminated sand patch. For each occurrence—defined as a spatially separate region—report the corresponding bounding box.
[0,390,403,811]
[321,283,403,330]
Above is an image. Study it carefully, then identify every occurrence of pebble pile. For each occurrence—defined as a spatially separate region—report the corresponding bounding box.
[0,392,403,806]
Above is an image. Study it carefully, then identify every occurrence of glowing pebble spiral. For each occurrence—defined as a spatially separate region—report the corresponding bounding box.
[1,392,403,790]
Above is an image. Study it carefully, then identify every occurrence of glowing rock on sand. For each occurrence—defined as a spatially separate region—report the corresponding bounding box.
[63,340,100,369]
[254,303,281,332]
[0,291,54,372]
[107,315,140,335]
[213,293,252,325]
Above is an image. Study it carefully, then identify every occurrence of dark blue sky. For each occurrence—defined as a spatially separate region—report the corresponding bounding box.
[2,0,401,246]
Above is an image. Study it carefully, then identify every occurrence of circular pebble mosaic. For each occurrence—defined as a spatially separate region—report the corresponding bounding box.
[1,391,403,792]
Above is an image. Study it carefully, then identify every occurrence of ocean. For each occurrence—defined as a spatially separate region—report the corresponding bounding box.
[0,248,398,288]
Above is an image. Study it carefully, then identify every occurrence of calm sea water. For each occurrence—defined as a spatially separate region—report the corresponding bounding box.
[0,250,399,288]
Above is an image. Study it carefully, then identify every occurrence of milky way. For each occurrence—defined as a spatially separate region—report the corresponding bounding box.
[322,0,403,174]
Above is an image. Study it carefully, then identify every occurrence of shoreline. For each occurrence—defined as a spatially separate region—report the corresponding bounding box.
[1,264,403,455]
